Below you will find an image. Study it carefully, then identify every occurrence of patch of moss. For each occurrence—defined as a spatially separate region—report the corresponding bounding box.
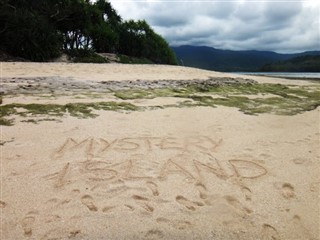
[65,103,96,118]
[0,102,140,126]
[20,119,39,124]
[2,82,319,125]
[115,89,154,100]
[0,118,14,126]
[0,104,17,125]
[24,104,65,116]
[94,102,139,111]
[114,88,178,100]
[20,118,61,124]
[188,93,320,116]
[113,82,320,115]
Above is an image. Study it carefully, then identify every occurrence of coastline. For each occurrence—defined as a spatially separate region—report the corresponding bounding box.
[234,71,320,82]
[2,62,318,85]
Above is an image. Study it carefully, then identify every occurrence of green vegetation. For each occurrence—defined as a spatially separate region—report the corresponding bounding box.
[0,101,139,125]
[114,83,320,115]
[66,49,108,63]
[21,118,58,124]
[115,88,181,100]
[2,83,319,126]
[260,55,320,72]
[0,0,177,64]
[118,54,154,64]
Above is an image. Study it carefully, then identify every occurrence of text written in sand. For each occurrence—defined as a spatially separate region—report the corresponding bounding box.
[50,136,268,184]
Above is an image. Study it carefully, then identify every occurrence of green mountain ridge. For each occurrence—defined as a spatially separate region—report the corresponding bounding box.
[260,55,320,72]
[171,45,320,72]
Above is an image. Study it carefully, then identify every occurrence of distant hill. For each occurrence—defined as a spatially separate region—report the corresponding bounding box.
[260,55,320,72]
[171,45,320,72]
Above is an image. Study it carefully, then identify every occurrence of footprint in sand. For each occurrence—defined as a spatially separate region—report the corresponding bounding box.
[0,200,7,208]
[81,195,98,212]
[224,195,252,215]
[124,204,135,211]
[195,182,208,200]
[132,195,149,201]
[292,158,308,165]
[44,214,61,223]
[281,183,295,199]
[140,203,154,213]
[71,189,81,195]
[241,187,252,201]
[41,227,79,240]
[68,230,81,238]
[102,206,116,213]
[291,215,314,239]
[146,181,159,196]
[21,215,36,237]
[274,182,295,199]
[156,217,193,230]
[261,224,280,240]
[144,229,164,239]
[132,195,154,213]
[175,195,204,211]
[309,182,320,192]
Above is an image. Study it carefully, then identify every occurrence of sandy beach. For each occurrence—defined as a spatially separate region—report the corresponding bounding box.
[1,62,319,240]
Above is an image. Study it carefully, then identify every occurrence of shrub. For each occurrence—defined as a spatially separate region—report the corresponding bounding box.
[65,49,108,63]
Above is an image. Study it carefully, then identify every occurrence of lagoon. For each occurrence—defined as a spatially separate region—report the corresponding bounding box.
[235,72,320,79]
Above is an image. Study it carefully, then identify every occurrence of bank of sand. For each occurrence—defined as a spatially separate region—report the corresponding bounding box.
[1,62,319,239]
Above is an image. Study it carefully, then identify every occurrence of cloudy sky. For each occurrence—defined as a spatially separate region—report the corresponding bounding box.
[109,0,319,53]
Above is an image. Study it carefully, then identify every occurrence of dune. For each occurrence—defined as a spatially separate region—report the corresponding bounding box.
[1,62,319,240]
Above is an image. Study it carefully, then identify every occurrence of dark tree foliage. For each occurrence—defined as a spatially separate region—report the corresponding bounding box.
[0,0,177,64]
[119,20,177,64]
[260,55,320,72]
[0,0,63,61]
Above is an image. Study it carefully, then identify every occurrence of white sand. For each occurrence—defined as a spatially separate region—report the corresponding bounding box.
[1,62,314,85]
[1,62,319,240]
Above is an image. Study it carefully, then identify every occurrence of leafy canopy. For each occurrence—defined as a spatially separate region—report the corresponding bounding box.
[0,0,177,64]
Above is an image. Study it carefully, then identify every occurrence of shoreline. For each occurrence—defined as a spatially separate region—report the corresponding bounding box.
[2,62,317,85]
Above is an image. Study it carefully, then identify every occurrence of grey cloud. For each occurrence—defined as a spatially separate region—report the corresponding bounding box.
[234,3,264,22]
[110,0,320,53]
[146,3,191,27]
[149,16,188,27]
[201,2,236,19]
[263,2,302,23]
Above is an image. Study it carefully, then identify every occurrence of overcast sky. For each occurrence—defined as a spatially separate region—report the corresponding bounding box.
[109,0,319,53]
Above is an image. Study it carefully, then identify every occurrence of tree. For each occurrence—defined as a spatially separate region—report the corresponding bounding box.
[119,20,177,64]
[0,0,62,61]
[89,0,121,52]
[0,0,177,64]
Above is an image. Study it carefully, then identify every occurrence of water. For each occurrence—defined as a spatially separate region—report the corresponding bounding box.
[234,72,320,79]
